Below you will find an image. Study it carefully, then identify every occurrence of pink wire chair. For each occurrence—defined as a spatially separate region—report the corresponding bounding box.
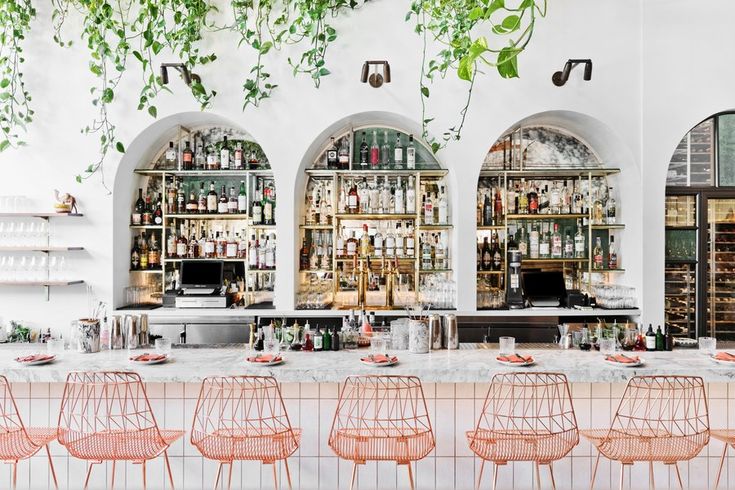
[466,372,579,490]
[190,376,301,490]
[57,371,184,490]
[328,375,435,490]
[0,375,57,489]
[581,375,709,490]
[711,430,735,489]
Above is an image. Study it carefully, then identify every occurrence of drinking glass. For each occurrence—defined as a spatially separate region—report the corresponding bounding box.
[155,338,172,356]
[599,338,616,356]
[499,336,515,355]
[699,336,717,356]
[371,333,388,354]
[47,339,65,356]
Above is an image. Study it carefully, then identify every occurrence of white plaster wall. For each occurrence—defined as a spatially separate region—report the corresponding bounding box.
[0,0,653,330]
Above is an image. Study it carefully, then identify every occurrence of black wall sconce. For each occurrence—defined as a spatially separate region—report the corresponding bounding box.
[160,63,201,86]
[361,60,391,88]
[552,59,592,86]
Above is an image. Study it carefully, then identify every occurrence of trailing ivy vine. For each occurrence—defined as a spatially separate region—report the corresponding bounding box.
[50,0,217,187]
[409,0,547,152]
[0,0,35,152]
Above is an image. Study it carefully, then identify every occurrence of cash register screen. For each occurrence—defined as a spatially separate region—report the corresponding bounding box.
[522,271,567,303]
[180,260,223,289]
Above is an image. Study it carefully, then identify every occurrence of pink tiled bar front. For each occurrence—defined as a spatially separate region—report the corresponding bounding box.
[6,381,735,490]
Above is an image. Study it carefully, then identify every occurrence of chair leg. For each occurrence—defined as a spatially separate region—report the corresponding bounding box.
[83,462,94,490]
[534,461,541,489]
[673,462,683,490]
[142,460,147,490]
[406,462,415,490]
[590,451,601,490]
[284,459,293,490]
[12,462,17,490]
[618,463,626,490]
[716,444,728,490]
[45,445,58,490]
[164,450,175,489]
[350,462,358,490]
[548,463,557,490]
[477,459,485,490]
[213,462,223,490]
[492,463,499,490]
[648,461,654,490]
[227,462,234,490]
[272,463,279,490]
[111,460,116,490]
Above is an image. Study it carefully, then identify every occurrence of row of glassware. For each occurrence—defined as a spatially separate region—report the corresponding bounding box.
[0,219,50,247]
[0,255,70,282]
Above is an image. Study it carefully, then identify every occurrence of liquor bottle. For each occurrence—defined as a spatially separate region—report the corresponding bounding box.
[358,178,369,214]
[148,234,160,269]
[233,142,244,170]
[177,183,186,214]
[167,181,177,214]
[226,231,237,258]
[331,326,340,351]
[394,177,405,214]
[187,228,198,258]
[238,230,247,259]
[358,131,369,167]
[607,235,618,269]
[142,194,152,224]
[348,180,359,214]
[395,223,404,257]
[370,130,380,167]
[518,226,529,257]
[645,324,656,351]
[207,182,218,214]
[380,130,391,167]
[374,226,383,258]
[132,188,145,225]
[338,137,350,170]
[139,234,149,270]
[422,234,433,270]
[263,186,274,225]
[237,181,247,213]
[252,190,263,225]
[165,141,176,169]
[564,231,574,258]
[655,325,664,351]
[194,142,206,170]
[481,236,492,271]
[664,325,674,351]
[437,186,448,224]
[528,187,539,214]
[336,231,345,257]
[265,233,276,269]
[130,237,141,270]
[592,190,604,225]
[186,189,198,213]
[549,181,562,214]
[394,133,404,168]
[218,185,228,214]
[406,176,416,213]
[320,191,330,225]
[551,223,563,258]
[539,227,550,259]
[248,234,258,267]
[205,231,216,258]
[220,136,230,170]
[368,176,380,213]
[322,327,332,351]
[407,134,416,169]
[518,180,528,214]
[592,236,603,269]
[606,187,616,224]
[493,187,503,224]
[182,141,194,170]
[313,325,323,351]
[491,232,502,271]
[227,186,238,214]
[574,220,586,258]
[206,144,218,170]
[346,231,358,257]
[424,193,434,225]
[384,226,395,258]
[153,195,163,225]
[435,233,447,269]
[326,137,339,168]
[360,224,370,257]
[197,183,206,214]
[482,193,492,227]
[529,224,540,259]
[176,224,188,258]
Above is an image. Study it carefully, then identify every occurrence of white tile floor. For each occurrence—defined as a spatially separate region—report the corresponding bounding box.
[6,382,735,489]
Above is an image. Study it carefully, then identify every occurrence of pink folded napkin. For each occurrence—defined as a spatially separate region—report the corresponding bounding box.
[130,353,167,362]
[605,354,639,364]
[15,354,54,363]
[362,354,398,364]
[497,354,532,364]
[247,354,281,363]
[714,352,735,362]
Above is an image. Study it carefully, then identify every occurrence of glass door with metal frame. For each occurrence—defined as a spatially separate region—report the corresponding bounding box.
[706,197,735,339]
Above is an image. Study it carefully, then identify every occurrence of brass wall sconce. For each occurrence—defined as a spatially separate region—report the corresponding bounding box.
[552,59,592,86]
[160,63,201,86]
[361,60,391,88]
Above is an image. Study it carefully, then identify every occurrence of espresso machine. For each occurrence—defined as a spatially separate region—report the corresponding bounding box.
[506,249,524,309]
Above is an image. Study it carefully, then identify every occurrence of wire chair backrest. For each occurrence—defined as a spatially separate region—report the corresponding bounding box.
[57,371,164,444]
[191,376,297,443]
[474,372,578,436]
[330,375,433,439]
[0,375,27,437]
[611,376,709,439]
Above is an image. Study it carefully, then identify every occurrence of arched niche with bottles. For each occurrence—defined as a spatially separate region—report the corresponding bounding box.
[122,125,276,309]
[297,125,455,310]
[477,125,625,310]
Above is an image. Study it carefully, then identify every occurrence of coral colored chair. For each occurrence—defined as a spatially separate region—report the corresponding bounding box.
[190,376,300,490]
[707,430,735,489]
[329,375,435,490]
[582,375,709,490]
[57,371,183,490]
[0,375,58,489]
[467,372,579,490]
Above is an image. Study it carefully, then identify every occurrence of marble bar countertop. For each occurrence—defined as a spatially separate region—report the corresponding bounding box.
[0,343,733,383]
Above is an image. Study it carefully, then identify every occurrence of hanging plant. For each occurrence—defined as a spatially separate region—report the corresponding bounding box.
[228,0,361,109]
[409,0,547,152]
[50,0,218,187]
[0,0,35,152]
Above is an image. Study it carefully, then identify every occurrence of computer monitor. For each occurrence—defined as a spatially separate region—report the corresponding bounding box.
[180,260,224,290]
[521,270,567,307]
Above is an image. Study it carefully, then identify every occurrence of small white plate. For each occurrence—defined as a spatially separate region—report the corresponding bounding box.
[495,355,535,367]
[246,356,284,367]
[674,338,698,348]
[604,357,644,368]
[360,356,399,367]
[129,354,170,365]
[15,354,55,366]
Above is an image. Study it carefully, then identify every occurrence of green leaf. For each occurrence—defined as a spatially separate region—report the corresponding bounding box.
[421,86,429,98]
[501,14,521,32]
[0,140,9,152]
[101,88,114,103]
[148,106,157,118]
[497,46,519,78]
[116,141,125,153]
[76,175,82,184]
[468,7,484,21]
[0,79,9,89]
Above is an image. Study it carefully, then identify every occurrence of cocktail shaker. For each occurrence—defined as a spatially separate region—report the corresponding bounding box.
[429,314,442,350]
[110,316,123,350]
[442,314,458,349]
[124,315,138,350]
[138,314,149,347]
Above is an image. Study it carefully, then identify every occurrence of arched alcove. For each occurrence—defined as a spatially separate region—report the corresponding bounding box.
[293,111,457,310]
[112,112,276,309]
[475,110,640,310]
